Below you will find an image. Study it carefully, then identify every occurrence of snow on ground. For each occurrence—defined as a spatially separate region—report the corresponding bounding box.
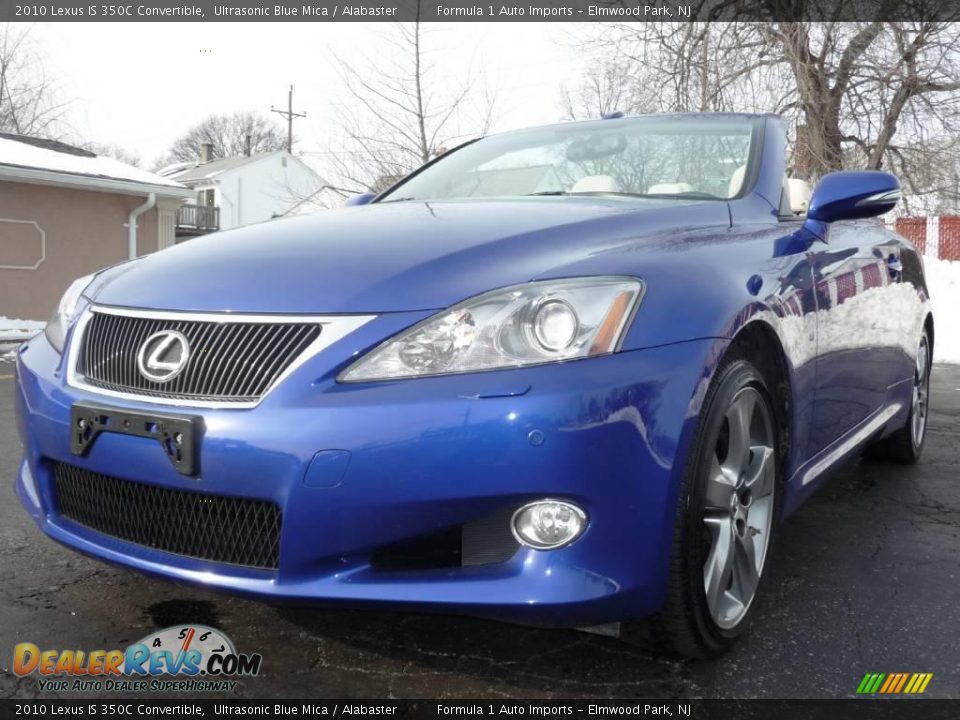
[925,258,960,364]
[0,317,43,364]
[0,316,45,342]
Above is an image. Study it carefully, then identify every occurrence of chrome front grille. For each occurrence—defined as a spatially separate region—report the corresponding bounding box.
[75,309,322,404]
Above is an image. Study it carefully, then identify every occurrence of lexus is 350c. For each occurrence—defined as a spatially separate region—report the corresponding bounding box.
[14,113,932,657]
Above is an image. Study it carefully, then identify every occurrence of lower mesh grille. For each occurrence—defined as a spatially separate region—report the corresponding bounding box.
[53,463,281,569]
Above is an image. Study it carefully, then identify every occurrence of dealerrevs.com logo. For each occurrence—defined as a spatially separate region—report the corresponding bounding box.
[13,625,261,693]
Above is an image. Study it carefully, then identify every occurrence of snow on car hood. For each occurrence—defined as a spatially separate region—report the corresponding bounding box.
[90,198,730,314]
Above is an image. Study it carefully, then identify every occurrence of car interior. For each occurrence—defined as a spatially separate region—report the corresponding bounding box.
[566,168,812,219]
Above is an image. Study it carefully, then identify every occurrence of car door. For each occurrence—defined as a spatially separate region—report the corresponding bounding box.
[807,219,905,457]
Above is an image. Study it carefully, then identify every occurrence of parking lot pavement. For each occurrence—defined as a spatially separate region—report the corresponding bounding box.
[1,366,958,700]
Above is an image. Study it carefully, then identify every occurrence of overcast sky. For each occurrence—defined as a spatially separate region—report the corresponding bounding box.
[29,22,587,175]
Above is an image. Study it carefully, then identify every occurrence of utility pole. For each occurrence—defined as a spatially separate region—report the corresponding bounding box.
[271,84,306,153]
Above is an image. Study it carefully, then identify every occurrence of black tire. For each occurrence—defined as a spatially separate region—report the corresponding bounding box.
[629,357,782,659]
[864,329,931,465]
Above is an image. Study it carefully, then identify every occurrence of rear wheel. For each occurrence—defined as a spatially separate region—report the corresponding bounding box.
[638,358,781,658]
[865,330,931,464]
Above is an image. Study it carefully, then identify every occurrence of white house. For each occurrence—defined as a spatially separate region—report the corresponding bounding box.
[161,147,329,239]
[282,186,350,215]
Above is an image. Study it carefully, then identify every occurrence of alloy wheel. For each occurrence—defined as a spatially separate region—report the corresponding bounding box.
[702,386,775,630]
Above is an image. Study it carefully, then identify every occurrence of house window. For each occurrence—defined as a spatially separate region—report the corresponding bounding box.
[198,188,215,206]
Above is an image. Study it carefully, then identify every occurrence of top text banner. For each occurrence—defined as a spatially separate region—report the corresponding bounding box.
[1,0,957,21]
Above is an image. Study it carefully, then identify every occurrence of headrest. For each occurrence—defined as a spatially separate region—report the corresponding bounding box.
[571,175,622,194]
[728,166,747,197]
[786,178,812,215]
[647,182,694,195]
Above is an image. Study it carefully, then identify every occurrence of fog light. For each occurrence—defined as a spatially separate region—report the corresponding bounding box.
[511,500,586,549]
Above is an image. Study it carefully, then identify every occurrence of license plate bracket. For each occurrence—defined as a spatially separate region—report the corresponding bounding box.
[70,402,204,476]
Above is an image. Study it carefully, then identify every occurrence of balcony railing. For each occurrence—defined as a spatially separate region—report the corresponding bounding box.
[176,205,220,232]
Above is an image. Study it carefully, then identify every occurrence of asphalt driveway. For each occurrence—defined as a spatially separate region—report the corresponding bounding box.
[1,363,958,699]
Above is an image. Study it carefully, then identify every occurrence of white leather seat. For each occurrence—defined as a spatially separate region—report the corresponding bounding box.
[728,166,747,197]
[786,178,812,215]
[571,175,622,194]
[647,182,694,195]
[728,165,811,215]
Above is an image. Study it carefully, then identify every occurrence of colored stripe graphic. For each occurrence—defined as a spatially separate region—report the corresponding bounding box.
[879,674,896,693]
[856,672,932,694]
[893,673,910,693]
[856,673,886,694]
[904,673,934,694]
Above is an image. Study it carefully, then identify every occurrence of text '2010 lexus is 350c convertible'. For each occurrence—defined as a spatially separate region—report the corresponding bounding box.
[14,113,933,657]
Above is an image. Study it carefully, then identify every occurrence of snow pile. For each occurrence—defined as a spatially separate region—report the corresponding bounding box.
[0,316,45,342]
[925,257,960,364]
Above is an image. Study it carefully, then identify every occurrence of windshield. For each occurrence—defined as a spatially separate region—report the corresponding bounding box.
[379,117,759,203]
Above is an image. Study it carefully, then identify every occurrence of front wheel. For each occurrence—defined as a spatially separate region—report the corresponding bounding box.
[864,329,931,464]
[641,358,781,658]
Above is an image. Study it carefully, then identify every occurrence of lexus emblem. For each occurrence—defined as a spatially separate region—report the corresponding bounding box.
[137,330,191,383]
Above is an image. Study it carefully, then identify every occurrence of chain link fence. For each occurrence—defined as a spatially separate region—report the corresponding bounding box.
[887,216,960,262]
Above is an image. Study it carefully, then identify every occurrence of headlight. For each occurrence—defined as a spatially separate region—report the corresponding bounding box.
[339,277,642,382]
[45,273,95,353]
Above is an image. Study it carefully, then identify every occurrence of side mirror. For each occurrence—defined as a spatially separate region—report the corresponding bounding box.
[344,192,376,207]
[807,170,900,224]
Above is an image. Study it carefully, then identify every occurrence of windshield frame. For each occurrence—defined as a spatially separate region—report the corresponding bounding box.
[375,115,766,205]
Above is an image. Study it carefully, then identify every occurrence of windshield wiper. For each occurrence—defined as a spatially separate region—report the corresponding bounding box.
[378,196,415,203]
[525,190,569,196]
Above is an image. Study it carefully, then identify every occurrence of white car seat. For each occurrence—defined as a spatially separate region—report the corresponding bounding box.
[571,175,622,194]
[647,182,695,195]
[729,164,812,215]
[785,178,812,215]
[728,166,747,197]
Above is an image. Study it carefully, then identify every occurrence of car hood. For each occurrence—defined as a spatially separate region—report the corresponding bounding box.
[91,198,730,314]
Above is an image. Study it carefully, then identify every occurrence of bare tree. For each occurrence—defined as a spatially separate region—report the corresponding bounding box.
[765,22,960,178]
[79,141,143,168]
[161,111,287,164]
[0,24,67,136]
[572,20,960,206]
[329,21,497,193]
[568,23,786,120]
[561,57,641,120]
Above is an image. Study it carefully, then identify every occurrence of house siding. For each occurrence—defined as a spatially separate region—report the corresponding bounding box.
[0,182,160,320]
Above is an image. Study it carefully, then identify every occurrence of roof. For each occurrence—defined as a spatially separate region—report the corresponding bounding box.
[155,160,195,177]
[167,152,278,183]
[0,133,190,197]
[0,133,97,158]
[167,152,334,192]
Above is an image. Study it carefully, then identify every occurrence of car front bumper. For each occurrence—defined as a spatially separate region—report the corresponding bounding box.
[14,326,715,627]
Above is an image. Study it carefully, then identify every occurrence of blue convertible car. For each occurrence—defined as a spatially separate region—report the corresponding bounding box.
[14,113,932,657]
